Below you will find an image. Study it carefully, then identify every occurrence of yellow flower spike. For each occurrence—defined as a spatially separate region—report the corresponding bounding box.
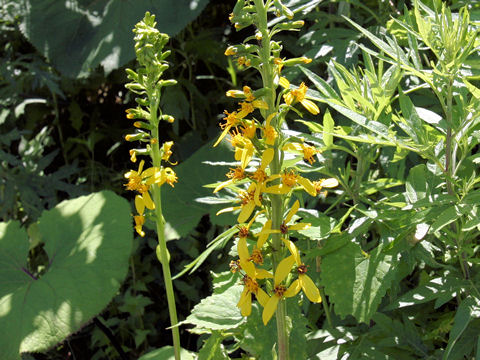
[134,214,146,237]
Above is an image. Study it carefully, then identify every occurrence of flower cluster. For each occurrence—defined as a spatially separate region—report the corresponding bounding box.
[214,0,338,325]
[123,12,178,237]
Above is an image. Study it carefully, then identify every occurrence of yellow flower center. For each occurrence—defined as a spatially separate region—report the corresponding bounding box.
[291,82,308,102]
[282,171,298,187]
[249,249,264,265]
[239,101,254,115]
[227,167,245,180]
[264,125,277,143]
[297,264,308,274]
[274,284,287,298]
[241,123,257,139]
[252,168,267,183]
[221,110,239,130]
[243,275,259,293]
[302,145,317,164]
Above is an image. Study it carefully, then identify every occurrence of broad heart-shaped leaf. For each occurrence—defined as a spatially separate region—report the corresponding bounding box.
[321,242,396,323]
[162,140,237,239]
[0,191,132,359]
[179,284,245,332]
[20,0,208,78]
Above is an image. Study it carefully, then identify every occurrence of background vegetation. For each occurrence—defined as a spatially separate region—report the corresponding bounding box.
[1,0,479,359]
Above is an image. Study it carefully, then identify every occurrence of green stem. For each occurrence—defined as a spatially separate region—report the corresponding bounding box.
[150,104,181,360]
[254,0,289,358]
[319,287,333,328]
[444,75,469,280]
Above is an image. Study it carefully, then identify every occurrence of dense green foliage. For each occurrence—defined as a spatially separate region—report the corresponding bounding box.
[1,0,480,359]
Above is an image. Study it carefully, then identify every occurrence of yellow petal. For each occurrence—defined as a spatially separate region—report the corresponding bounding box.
[213,126,230,147]
[240,260,256,279]
[297,176,317,197]
[282,239,301,264]
[142,191,155,210]
[288,222,311,231]
[237,287,249,308]
[262,295,280,325]
[239,290,252,316]
[264,184,291,194]
[254,183,262,207]
[252,99,269,109]
[237,237,250,261]
[137,160,145,174]
[213,179,234,193]
[261,148,274,169]
[300,274,322,303]
[265,112,277,127]
[256,288,269,307]
[238,200,255,223]
[279,77,290,89]
[300,99,320,115]
[284,279,301,298]
[135,195,145,215]
[285,200,300,223]
[274,256,296,284]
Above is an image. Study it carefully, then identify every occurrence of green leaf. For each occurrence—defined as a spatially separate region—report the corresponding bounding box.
[162,140,237,239]
[323,110,334,147]
[240,299,308,359]
[444,297,480,360]
[321,242,396,323]
[0,191,132,358]
[198,331,230,360]
[180,284,245,332]
[383,275,465,311]
[20,0,209,78]
[138,346,196,360]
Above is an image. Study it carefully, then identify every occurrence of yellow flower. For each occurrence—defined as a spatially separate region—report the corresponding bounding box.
[282,239,322,303]
[161,141,174,162]
[214,110,242,147]
[279,77,320,115]
[262,112,278,145]
[216,183,259,223]
[213,166,246,193]
[161,167,178,187]
[134,214,146,237]
[280,200,311,235]
[251,148,274,206]
[283,142,318,165]
[313,178,339,196]
[264,170,317,197]
[262,255,299,325]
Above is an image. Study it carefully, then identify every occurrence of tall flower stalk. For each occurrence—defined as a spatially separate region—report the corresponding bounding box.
[215,1,337,358]
[123,13,181,360]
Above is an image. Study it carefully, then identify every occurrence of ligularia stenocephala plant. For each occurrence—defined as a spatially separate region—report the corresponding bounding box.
[212,1,338,358]
[123,12,182,360]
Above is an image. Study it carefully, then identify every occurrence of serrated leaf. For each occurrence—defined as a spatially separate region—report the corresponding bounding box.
[0,191,132,358]
[20,0,209,78]
[180,285,245,331]
[321,242,396,323]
